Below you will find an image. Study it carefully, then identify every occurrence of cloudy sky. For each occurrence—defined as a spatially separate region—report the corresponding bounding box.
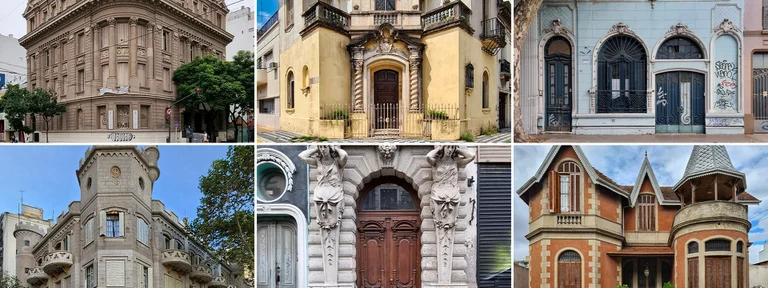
[0,0,256,38]
[513,145,768,264]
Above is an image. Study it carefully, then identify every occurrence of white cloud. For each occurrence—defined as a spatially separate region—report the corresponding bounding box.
[514,145,768,262]
[752,243,764,264]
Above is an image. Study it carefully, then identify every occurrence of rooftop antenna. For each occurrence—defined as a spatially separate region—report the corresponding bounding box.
[19,190,24,216]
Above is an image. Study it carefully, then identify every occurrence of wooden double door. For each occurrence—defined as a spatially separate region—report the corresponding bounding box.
[357,211,420,288]
[374,70,400,131]
[256,220,297,288]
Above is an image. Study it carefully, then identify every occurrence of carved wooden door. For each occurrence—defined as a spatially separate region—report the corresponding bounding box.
[705,256,730,288]
[357,185,420,288]
[256,220,297,288]
[557,251,581,288]
[373,69,399,130]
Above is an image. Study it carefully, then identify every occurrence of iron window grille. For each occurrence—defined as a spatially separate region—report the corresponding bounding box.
[705,239,731,252]
[376,0,395,11]
[657,37,703,59]
[596,35,647,113]
[559,250,580,262]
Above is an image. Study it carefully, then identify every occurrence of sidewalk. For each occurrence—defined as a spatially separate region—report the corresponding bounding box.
[257,127,512,143]
[527,133,768,143]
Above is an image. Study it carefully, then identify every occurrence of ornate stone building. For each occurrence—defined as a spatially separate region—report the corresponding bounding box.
[256,0,509,140]
[14,146,245,288]
[19,0,233,142]
[517,145,759,287]
[256,145,512,288]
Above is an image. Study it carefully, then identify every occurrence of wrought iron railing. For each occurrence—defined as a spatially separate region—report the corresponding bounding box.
[303,1,350,30]
[500,59,510,75]
[482,18,506,41]
[318,102,459,138]
[421,1,472,33]
[753,68,768,120]
[596,90,647,113]
[257,11,278,39]
[373,12,398,25]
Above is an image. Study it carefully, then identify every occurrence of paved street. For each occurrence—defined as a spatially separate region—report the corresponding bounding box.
[257,127,512,143]
[525,133,768,143]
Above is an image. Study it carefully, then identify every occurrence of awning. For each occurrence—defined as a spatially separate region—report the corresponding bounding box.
[607,246,674,257]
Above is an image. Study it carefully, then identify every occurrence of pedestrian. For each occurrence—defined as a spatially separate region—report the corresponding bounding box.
[203,132,209,143]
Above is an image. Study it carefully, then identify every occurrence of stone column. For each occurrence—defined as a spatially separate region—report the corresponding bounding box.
[299,145,348,286]
[129,17,138,88]
[351,46,364,112]
[92,26,100,85]
[408,45,422,111]
[426,145,475,286]
[108,18,117,88]
[147,22,156,90]
[85,25,94,94]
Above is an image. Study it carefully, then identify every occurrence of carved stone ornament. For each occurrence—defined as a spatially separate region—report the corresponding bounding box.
[668,22,693,35]
[542,19,571,36]
[257,149,297,193]
[107,18,116,26]
[376,26,396,54]
[426,145,475,285]
[609,22,632,35]
[714,18,741,33]
[378,145,398,167]
[299,145,348,285]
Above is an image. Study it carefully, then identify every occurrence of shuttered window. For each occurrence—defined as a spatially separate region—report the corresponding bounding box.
[705,256,730,287]
[688,258,698,288]
[558,251,581,288]
[477,163,511,288]
[100,211,125,237]
[137,218,149,245]
[638,194,656,231]
[84,219,94,245]
[738,257,744,288]
[137,265,151,288]
[550,161,581,213]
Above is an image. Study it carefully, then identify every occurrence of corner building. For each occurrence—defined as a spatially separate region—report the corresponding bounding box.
[20,0,233,142]
[14,146,245,288]
[519,0,745,135]
[516,145,758,287]
[258,0,510,140]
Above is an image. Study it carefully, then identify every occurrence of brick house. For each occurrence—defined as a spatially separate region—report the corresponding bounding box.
[516,145,760,287]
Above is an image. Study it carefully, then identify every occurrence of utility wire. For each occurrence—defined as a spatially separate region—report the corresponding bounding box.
[0,0,25,27]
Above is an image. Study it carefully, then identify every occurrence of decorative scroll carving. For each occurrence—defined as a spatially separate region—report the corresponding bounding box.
[668,22,693,35]
[299,145,348,285]
[257,149,297,193]
[609,22,632,34]
[426,145,475,284]
[377,145,397,167]
[714,18,741,33]
[542,19,572,36]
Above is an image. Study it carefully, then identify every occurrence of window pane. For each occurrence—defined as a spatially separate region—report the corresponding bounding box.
[560,175,569,212]
[361,184,416,210]
[705,239,731,251]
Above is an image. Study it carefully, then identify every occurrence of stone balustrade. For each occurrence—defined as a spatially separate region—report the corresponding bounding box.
[42,251,73,275]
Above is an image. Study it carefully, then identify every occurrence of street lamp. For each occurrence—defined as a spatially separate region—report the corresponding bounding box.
[644,264,650,288]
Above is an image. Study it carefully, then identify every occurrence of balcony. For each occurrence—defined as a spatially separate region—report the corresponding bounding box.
[672,201,749,234]
[190,265,213,283]
[257,11,278,40]
[556,214,582,225]
[498,0,511,29]
[26,267,48,286]
[526,213,623,239]
[349,10,422,31]
[481,17,507,55]
[422,1,473,35]
[257,68,267,86]
[209,277,227,288]
[301,1,350,36]
[42,251,72,275]
[161,250,192,274]
[500,59,510,78]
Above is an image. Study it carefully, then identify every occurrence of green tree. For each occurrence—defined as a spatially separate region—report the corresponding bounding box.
[0,271,23,288]
[28,89,67,143]
[0,85,34,140]
[173,54,252,142]
[189,146,254,271]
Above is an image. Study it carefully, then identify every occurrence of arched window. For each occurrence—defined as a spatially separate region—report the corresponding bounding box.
[482,72,489,109]
[164,234,172,250]
[549,161,581,213]
[465,64,474,89]
[361,183,417,211]
[558,251,581,288]
[705,239,731,252]
[287,71,295,109]
[286,0,294,28]
[638,194,656,231]
[737,241,744,253]
[688,241,699,253]
[657,37,703,59]
[597,35,647,113]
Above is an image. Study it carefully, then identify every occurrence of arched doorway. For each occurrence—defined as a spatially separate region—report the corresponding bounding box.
[655,36,706,133]
[373,69,400,133]
[558,250,581,288]
[544,36,573,131]
[356,177,420,288]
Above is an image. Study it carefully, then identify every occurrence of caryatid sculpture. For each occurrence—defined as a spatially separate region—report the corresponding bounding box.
[299,145,348,285]
[426,145,475,285]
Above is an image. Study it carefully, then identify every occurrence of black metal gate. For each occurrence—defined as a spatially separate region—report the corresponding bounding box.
[544,37,572,132]
[655,71,705,133]
[753,68,768,132]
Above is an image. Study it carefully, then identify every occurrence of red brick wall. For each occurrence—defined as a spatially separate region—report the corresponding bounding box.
[530,241,542,288]
[672,229,748,287]
[598,186,621,222]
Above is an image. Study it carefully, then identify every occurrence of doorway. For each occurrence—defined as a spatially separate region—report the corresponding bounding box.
[256,218,297,288]
[356,181,420,288]
[373,69,400,135]
[655,71,705,133]
[498,93,508,129]
[544,36,572,132]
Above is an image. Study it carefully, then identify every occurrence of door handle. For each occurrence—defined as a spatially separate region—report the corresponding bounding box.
[275,266,280,285]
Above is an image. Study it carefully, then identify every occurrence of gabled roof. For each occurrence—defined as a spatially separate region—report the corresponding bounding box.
[629,154,680,207]
[515,146,630,200]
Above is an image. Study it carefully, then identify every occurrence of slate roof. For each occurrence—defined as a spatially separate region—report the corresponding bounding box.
[674,145,746,190]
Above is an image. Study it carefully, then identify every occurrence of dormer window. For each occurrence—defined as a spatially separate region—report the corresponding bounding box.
[549,161,581,213]
[638,194,656,231]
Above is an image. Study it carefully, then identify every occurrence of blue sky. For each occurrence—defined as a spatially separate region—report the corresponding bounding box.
[0,146,230,224]
[256,0,278,29]
[513,145,768,264]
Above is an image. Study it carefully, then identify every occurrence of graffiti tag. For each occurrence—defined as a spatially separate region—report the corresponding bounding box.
[656,87,667,106]
[762,121,768,131]
[714,60,738,111]
[715,60,737,81]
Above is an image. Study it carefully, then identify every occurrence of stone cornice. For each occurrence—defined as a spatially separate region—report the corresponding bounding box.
[20,0,233,47]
